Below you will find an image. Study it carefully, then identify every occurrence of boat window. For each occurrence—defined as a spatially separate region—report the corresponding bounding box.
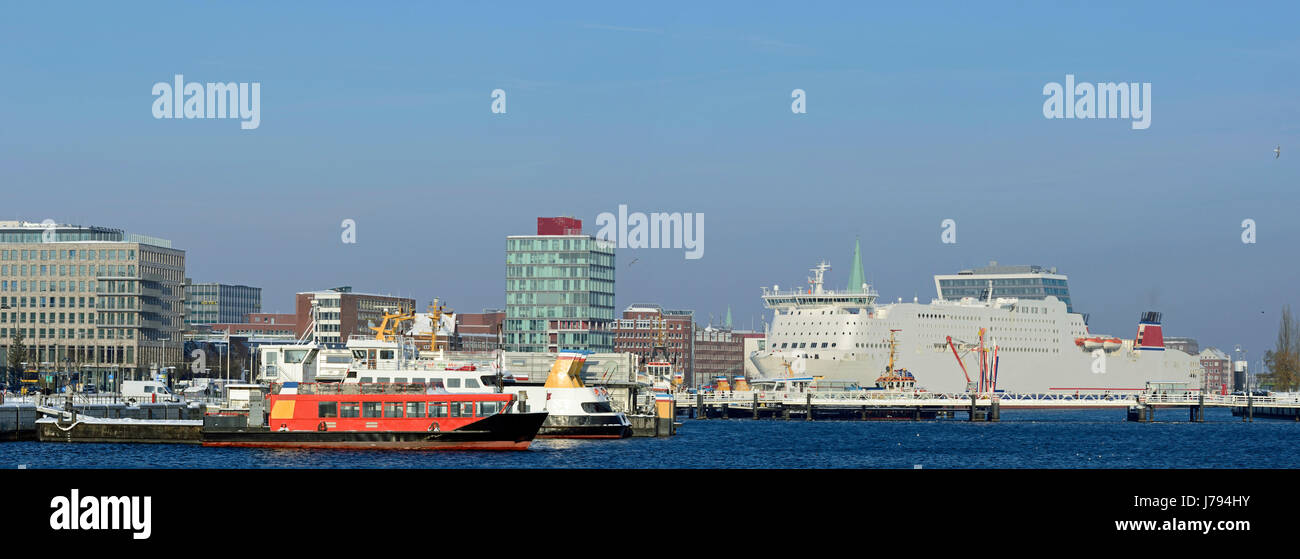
[428,377,443,386]
[352,350,365,359]
[581,402,613,414]
[362,402,382,418]
[360,377,372,383]
[395,378,408,384]
[406,402,425,418]
[144,386,154,393]
[479,376,498,387]
[318,402,338,418]
[265,352,278,364]
[378,377,391,383]
[480,401,502,416]
[383,402,403,418]
[284,350,309,364]
[429,402,448,418]
[380,350,395,360]
[464,378,480,389]
[446,378,461,389]
[450,402,465,418]
[340,402,360,418]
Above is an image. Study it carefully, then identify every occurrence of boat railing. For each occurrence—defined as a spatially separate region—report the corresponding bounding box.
[274,382,439,396]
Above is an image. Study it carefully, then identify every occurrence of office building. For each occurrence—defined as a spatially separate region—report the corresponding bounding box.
[184,282,261,326]
[505,217,615,352]
[0,221,185,386]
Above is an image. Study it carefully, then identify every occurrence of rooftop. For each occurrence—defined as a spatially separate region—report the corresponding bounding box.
[948,261,1061,276]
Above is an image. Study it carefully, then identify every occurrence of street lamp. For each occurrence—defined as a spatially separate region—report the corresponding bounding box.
[1234,345,1247,394]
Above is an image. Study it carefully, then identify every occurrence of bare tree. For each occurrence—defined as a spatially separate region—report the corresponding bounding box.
[1264,305,1300,391]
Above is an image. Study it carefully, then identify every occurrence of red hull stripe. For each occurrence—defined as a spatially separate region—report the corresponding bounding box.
[201,440,531,451]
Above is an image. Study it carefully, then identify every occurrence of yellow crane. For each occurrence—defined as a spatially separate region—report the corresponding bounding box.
[370,309,415,341]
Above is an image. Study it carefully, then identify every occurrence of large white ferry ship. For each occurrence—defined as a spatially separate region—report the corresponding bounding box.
[749,245,1200,394]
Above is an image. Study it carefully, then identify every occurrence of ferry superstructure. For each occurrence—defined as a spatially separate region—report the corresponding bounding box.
[749,251,1199,394]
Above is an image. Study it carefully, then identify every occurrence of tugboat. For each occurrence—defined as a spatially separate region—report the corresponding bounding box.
[870,329,923,392]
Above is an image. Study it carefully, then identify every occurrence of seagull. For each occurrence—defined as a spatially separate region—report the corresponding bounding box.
[1275,145,1281,159]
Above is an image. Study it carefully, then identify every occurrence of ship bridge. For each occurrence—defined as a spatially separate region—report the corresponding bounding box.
[762,261,878,311]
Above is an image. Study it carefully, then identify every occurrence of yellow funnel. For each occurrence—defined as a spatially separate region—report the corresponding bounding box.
[543,352,589,389]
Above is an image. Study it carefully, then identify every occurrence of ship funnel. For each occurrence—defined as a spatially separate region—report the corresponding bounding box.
[543,351,589,388]
[1135,311,1165,351]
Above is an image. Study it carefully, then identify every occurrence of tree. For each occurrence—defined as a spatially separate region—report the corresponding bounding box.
[6,328,26,388]
[1263,305,1300,392]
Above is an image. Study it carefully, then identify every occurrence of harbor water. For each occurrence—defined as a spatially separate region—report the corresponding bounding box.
[3,408,1297,469]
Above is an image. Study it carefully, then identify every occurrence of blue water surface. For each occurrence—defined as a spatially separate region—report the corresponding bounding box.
[3,409,1296,469]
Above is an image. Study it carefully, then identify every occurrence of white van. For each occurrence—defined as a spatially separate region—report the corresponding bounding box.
[121,380,180,404]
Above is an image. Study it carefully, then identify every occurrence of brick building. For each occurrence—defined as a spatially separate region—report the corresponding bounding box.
[210,313,298,338]
[456,309,506,351]
[295,287,415,344]
[1199,348,1232,394]
[613,304,694,381]
[693,326,746,387]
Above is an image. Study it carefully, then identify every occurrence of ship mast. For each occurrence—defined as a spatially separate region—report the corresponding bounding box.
[887,329,901,373]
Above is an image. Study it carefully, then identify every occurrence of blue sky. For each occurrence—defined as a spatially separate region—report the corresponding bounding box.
[1,1,1297,364]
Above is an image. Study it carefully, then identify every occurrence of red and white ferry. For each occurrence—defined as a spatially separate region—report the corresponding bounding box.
[202,382,548,450]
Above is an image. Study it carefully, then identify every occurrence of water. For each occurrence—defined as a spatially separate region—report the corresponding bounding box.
[4,408,1298,468]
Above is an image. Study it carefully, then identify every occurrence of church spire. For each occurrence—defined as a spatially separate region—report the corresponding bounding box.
[724,306,733,328]
[847,237,865,292]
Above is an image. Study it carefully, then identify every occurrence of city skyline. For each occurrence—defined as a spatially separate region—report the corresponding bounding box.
[2,2,1297,366]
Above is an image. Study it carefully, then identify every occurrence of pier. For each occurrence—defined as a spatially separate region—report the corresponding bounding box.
[673,390,1300,423]
[1,395,206,442]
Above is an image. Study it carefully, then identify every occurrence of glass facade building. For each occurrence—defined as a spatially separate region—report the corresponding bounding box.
[185,282,262,325]
[504,235,615,352]
[934,263,1073,312]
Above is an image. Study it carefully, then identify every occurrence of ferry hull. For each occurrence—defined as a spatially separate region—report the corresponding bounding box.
[202,412,548,451]
[750,348,1196,394]
[537,414,631,439]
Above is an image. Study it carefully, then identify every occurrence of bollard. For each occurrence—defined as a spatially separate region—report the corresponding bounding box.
[752,393,759,420]
[696,392,705,421]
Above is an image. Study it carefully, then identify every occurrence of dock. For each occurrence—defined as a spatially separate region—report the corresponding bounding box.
[673,390,1300,423]
[1,395,205,442]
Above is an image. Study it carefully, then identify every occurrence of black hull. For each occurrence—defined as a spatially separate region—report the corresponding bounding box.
[202,412,548,450]
[537,414,631,439]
